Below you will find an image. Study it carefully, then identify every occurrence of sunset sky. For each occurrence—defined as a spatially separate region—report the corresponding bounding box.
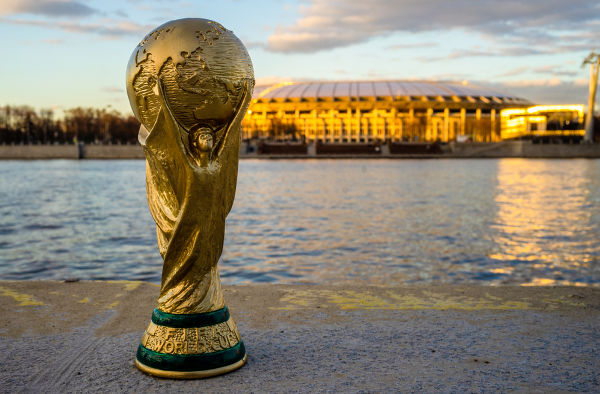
[0,0,598,116]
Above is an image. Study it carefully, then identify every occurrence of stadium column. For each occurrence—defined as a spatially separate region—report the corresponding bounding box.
[371,110,377,142]
[426,108,433,141]
[321,110,327,141]
[443,108,450,142]
[383,110,389,141]
[390,108,397,141]
[277,110,283,140]
[409,108,415,141]
[332,109,337,142]
[295,109,301,140]
[328,109,335,142]
[460,108,466,137]
[310,109,318,141]
[491,109,497,142]
[380,110,385,141]
[476,108,482,142]
[356,109,361,142]
[331,109,342,141]
[346,107,352,142]
[381,110,387,141]
[324,109,329,142]
[398,116,403,141]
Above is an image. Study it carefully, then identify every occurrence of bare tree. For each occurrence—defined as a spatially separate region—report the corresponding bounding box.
[0,105,140,145]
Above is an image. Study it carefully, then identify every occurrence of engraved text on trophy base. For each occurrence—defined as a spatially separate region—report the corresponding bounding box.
[141,318,241,354]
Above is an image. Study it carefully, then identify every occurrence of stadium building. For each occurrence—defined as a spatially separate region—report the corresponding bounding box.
[242,80,533,143]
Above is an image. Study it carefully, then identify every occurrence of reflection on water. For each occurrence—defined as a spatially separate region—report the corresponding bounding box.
[490,159,599,286]
[0,159,598,286]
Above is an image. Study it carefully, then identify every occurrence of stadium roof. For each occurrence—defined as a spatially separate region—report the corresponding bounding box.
[253,80,529,104]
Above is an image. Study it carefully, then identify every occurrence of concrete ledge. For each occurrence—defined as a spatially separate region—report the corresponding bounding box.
[1,281,598,391]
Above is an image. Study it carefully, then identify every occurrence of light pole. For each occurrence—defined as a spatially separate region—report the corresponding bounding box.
[583,51,600,143]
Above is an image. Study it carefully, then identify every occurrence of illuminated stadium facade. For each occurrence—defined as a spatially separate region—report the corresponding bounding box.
[242,80,532,143]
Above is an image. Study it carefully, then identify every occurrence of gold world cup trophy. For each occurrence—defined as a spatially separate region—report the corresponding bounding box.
[125,18,254,378]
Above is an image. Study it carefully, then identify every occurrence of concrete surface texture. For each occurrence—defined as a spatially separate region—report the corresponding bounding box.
[0,281,598,392]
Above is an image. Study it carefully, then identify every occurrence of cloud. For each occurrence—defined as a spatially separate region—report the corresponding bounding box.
[255,76,295,86]
[254,76,320,87]
[114,9,129,18]
[417,46,548,62]
[0,1,151,40]
[503,78,563,87]
[267,0,600,53]
[102,86,125,93]
[489,79,589,105]
[43,38,64,45]
[495,64,581,79]
[386,42,437,50]
[1,17,151,38]
[241,39,267,49]
[533,65,578,77]
[0,0,97,17]
[498,66,529,78]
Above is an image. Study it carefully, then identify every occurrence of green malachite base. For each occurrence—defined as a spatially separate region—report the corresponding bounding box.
[151,306,231,328]
[135,342,247,379]
[135,306,246,379]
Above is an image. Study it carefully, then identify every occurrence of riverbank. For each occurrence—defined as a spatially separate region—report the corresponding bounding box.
[1,281,598,391]
[1,141,600,159]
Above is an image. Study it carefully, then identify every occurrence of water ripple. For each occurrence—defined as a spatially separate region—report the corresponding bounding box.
[0,159,598,286]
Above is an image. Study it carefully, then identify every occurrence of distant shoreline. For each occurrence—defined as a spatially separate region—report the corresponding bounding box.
[1,141,600,159]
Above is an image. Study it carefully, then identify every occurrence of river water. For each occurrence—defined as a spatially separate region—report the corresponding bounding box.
[0,159,598,287]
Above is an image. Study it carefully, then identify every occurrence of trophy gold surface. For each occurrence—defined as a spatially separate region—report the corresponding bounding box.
[125,18,254,379]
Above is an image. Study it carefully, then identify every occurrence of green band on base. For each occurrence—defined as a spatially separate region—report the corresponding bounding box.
[136,341,246,372]
[151,307,230,328]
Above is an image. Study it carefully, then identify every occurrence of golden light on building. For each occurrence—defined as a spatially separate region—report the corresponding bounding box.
[242,80,532,143]
[500,105,585,141]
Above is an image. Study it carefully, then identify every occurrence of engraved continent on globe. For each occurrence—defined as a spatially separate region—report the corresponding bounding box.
[125,18,254,161]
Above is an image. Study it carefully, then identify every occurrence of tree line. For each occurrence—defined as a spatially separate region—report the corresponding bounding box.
[0,105,140,145]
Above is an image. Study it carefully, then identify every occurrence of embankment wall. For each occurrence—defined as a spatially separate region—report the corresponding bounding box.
[1,141,600,159]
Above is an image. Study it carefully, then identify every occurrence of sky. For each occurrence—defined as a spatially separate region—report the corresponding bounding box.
[0,0,599,117]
